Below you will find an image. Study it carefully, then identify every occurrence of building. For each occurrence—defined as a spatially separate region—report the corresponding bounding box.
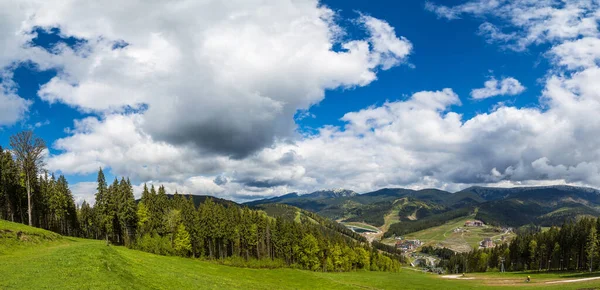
[395,239,422,252]
[481,238,495,248]
[465,220,484,227]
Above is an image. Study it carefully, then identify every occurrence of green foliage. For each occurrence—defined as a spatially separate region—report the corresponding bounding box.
[438,217,600,273]
[299,234,320,270]
[6,220,600,289]
[174,223,192,256]
[586,227,599,271]
[344,202,393,226]
[136,233,175,256]
[1,143,78,236]
[1,138,399,273]
[385,207,473,238]
[136,202,150,233]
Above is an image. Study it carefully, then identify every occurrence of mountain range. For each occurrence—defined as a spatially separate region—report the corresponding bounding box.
[245,186,600,236]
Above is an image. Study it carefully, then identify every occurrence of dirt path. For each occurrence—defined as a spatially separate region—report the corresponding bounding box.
[440,275,474,280]
[545,276,600,284]
[406,207,420,221]
[440,274,600,286]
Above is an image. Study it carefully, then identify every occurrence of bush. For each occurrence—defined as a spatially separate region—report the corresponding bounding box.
[135,233,175,256]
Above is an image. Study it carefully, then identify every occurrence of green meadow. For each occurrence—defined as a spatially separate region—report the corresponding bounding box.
[1,220,599,290]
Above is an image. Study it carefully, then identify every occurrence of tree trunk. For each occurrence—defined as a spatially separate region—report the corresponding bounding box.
[26,175,32,226]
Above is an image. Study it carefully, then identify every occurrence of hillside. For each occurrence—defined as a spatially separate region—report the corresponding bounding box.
[466,186,600,226]
[247,185,600,234]
[138,194,238,208]
[382,214,516,253]
[2,220,600,290]
[252,203,371,245]
[245,188,471,228]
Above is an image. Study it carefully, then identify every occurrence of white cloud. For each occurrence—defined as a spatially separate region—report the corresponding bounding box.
[427,1,600,51]
[425,0,502,20]
[0,71,32,126]
[359,15,413,70]
[0,0,413,159]
[477,22,520,50]
[550,37,600,69]
[471,77,526,99]
[6,0,600,205]
[70,181,97,206]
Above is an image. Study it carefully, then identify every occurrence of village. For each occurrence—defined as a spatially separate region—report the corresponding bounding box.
[391,219,514,254]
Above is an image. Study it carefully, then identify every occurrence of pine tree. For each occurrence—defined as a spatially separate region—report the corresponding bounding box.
[115,177,137,245]
[108,178,121,243]
[180,195,199,257]
[78,201,94,238]
[586,227,598,272]
[94,168,111,244]
[156,186,169,235]
[174,223,192,256]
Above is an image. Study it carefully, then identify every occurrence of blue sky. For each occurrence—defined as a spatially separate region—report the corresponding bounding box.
[1,0,599,203]
[301,0,549,129]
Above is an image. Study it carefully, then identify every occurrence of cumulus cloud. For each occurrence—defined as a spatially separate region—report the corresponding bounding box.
[70,181,97,206]
[550,37,600,70]
[0,71,32,126]
[471,77,526,99]
[5,0,600,204]
[0,0,413,158]
[427,0,600,51]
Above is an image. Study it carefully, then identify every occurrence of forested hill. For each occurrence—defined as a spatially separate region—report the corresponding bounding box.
[0,156,404,272]
[135,194,238,208]
[246,185,600,229]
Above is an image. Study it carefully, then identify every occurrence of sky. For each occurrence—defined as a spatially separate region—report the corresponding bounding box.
[1,0,600,204]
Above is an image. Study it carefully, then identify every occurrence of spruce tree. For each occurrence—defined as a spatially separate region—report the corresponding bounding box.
[587,227,598,272]
[94,168,110,244]
[174,223,192,256]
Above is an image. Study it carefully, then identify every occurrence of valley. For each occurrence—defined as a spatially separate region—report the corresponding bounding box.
[2,219,599,290]
[248,186,596,253]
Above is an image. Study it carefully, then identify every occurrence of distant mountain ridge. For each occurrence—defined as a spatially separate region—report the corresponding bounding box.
[458,185,600,202]
[245,185,600,229]
[305,189,358,198]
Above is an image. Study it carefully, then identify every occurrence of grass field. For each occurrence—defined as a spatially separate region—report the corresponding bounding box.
[382,215,516,252]
[1,220,599,289]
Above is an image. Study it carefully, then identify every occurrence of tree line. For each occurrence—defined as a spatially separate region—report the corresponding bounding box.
[384,207,473,238]
[1,132,79,236]
[1,131,403,272]
[435,217,600,273]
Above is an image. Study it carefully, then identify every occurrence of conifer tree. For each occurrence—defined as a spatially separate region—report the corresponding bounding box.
[112,177,137,245]
[587,227,598,272]
[79,201,94,238]
[94,168,111,244]
[108,178,121,243]
[174,223,192,256]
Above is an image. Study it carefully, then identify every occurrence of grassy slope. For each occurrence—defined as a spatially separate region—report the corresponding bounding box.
[340,222,379,232]
[382,215,516,253]
[1,220,599,290]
